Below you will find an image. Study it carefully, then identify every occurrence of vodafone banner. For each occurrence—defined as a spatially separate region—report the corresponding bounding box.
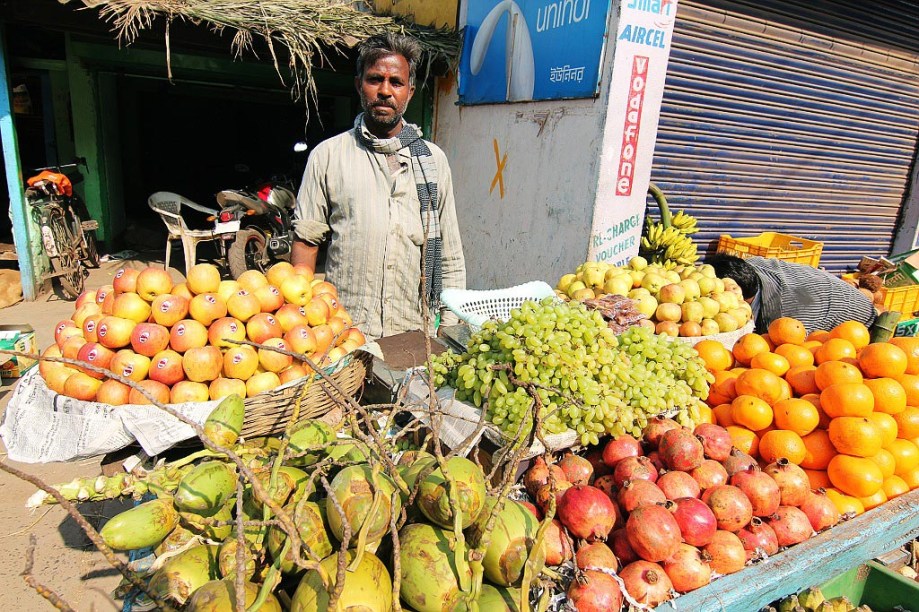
[587,0,678,264]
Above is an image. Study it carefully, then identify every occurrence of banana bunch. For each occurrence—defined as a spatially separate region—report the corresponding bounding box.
[767,587,872,612]
[640,212,700,268]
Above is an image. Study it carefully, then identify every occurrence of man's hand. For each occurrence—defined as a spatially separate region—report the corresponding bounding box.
[291,239,319,273]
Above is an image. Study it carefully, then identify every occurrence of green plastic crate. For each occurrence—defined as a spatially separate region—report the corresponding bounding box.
[819,561,919,611]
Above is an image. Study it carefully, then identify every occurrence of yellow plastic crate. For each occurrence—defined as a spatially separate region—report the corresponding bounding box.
[717,232,823,268]
[883,284,919,317]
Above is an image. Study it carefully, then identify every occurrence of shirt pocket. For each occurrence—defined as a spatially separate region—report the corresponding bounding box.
[404,211,425,246]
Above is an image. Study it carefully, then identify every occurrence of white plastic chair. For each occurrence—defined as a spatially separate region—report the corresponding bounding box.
[148,191,220,272]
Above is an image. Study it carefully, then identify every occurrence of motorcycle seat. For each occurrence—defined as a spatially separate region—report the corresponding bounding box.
[216,190,272,215]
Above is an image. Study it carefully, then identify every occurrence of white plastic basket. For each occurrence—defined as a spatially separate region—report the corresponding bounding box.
[441,281,557,332]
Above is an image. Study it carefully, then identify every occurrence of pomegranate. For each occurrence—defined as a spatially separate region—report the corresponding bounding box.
[617,479,667,513]
[593,474,616,499]
[663,543,712,593]
[610,528,639,566]
[557,485,619,541]
[544,519,572,566]
[524,456,567,497]
[703,530,746,574]
[702,485,753,532]
[535,480,572,515]
[567,569,624,612]
[668,497,717,547]
[659,427,705,471]
[763,458,811,507]
[602,434,643,467]
[799,490,840,532]
[736,517,779,560]
[585,445,612,478]
[730,466,781,517]
[626,503,681,562]
[723,448,758,477]
[613,455,658,488]
[691,460,729,491]
[694,423,733,462]
[658,470,701,500]
[619,560,673,606]
[575,541,618,572]
[643,416,681,448]
[559,452,594,486]
[766,506,814,547]
[646,450,666,473]
[519,501,542,520]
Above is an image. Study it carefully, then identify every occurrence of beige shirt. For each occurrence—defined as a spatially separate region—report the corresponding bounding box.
[293,120,466,339]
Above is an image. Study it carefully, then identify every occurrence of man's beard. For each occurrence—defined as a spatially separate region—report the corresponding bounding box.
[361,95,406,131]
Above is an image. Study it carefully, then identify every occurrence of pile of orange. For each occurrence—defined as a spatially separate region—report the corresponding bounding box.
[694,318,919,517]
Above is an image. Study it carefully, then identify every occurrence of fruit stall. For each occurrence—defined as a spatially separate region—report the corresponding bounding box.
[4,225,919,610]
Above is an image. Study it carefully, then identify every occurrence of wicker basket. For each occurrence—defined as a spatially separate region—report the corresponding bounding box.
[240,350,372,438]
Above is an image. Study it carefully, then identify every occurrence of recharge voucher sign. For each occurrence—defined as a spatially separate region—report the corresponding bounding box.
[459,0,613,104]
[587,0,679,264]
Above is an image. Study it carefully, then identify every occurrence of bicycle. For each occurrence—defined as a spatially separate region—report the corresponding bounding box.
[25,158,100,299]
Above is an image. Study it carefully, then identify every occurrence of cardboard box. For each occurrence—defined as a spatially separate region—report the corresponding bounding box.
[0,325,38,379]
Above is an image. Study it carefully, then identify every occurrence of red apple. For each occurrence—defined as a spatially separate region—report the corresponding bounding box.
[223,345,259,381]
[45,366,80,394]
[246,371,281,397]
[170,381,211,404]
[185,263,221,295]
[208,316,246,349]
[292,264,315,281]
[95,285,115,308]
[38,345,64,380]
[76,342,116,379]
[172,282,194,301]
[253,284,284,313]
[149,349,186,386]
[303,296,331,327]
[131,322,171,357]
[169,319,209,353]
[128,379,171,405]
[327,316,348,345]
[312,324,334,355]
[54,319,79,345]
[183,345,223,383]
[280,274,312,306]
[135,267,174,301]
[113,292,153,323]
[97,379,131,406]
[275,303,309,332]
[227,290,261,322]
[151,294,190,328]
[266,262,295,288]
[61,336,87,361]
[110,349,151,382]
[189,293,228,327]
[310,280,338,298]
[97,316,137,350]
[74,289,97,310]
[279,363,310,385]
[217,280,242,303]
[63,372,102,401]
[246,313,283,344]
[318,293,341,317]
[209,377,248,401]
[285,324,317,356]
[237,270,269,294]
[258,337,293,373]
[82,314,105,343]
[112,267,141,295]
[72,303,102,329]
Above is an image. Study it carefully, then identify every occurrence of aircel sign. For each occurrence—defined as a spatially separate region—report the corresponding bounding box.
[588,0,678,264]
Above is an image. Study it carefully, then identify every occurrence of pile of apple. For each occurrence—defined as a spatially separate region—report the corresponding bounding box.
[556,257,754,337]
[39,262,366,405]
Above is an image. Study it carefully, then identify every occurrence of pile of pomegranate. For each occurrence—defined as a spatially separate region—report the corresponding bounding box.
[524,416,840,609]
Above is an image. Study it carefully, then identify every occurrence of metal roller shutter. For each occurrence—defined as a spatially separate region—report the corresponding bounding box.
[650,0,919,272]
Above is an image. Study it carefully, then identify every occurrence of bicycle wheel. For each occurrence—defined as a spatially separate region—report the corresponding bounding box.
[68,198,100,268]
[48,209,85,299]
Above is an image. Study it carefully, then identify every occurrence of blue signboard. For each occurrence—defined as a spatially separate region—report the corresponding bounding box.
[459,0,612,104]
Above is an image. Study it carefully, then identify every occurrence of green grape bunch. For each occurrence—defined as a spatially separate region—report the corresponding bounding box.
[430,299,715,446]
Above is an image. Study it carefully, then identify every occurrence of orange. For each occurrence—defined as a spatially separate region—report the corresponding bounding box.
[800,429,836,470]
[731,395,774,431]
[894,374,919,405]
[768,317,807,346]
[734,368,785,405]
[827,417,883,457]
[828,321,871,350]
[696,403,715,425]
[764,335,778,352]
[786,366,819,396]
[885,438,919,476]
[857,342,908,379]
[732,333,771,366]
[777,378,793,401]
[827,454,884,497]
[814,338,858,365]
[869,449,897,479]
[892,406,919,439]
[755,423,777,437]
[858,488,888,510]
[820,383,875,418]
[726,425,760,457]
[803,340,824,356]
[759,429,807,464]
[890,337,919,375]
[774,343,815,368]
[773,398,820,436]
[696,339,734,372]
[824,488,864,516]
[801,393,831,429]
[750,352,791,377]
[866,412,899,448]
[882,475,909,499]
[807,330,830,343]
[707,370,740,406]
[863,378,907,415]
[804,469,831,490]
[713,403,735,427]
[814,361,863,391]
[901,465,919,489]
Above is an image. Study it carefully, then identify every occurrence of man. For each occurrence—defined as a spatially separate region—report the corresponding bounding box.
[291,33,466,339]
[708,254,876,334]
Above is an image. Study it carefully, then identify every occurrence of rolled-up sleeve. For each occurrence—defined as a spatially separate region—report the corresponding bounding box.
[293,149,332,245]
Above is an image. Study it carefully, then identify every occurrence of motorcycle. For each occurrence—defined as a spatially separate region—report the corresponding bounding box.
[212,179,298,279]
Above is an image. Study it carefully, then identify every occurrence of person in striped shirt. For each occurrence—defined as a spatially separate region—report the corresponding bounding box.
[291,33,466,340]
[708,254,876,335]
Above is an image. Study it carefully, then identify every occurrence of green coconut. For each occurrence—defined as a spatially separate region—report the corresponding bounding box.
[243,468,296,518]
[290,550,393,612]
[185,579,281,612]
[180,500,233,541]
[399,522,473,612]
[99,497,178,551]
[154,525,196,557]
[466,498,545,587]
[174,461,237,516]
[217,537,258,581]
[416,457,487,529]
[147,544,220,605]
[267,501,334,574]
[479,584,523,611]
[287,419,336,466]
[325,464,400,545]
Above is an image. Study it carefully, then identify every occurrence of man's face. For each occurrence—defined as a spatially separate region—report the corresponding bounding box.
[356,53,415,137]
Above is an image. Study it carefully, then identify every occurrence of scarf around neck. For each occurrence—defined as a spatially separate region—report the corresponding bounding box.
[353,113,443,313]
